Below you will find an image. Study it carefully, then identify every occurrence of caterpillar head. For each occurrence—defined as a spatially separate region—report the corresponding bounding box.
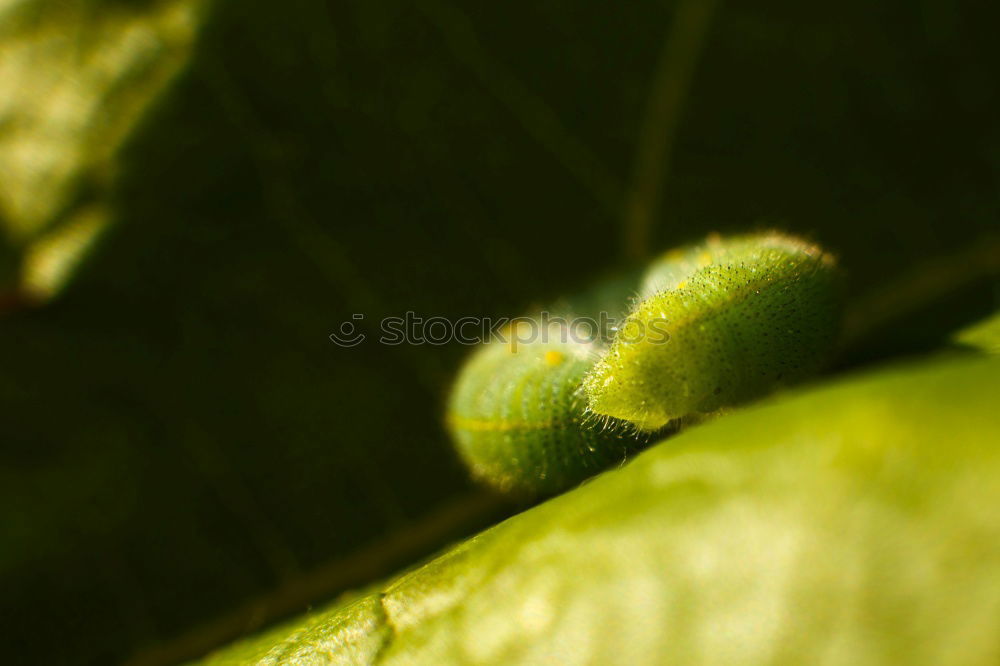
[584,232,842,430]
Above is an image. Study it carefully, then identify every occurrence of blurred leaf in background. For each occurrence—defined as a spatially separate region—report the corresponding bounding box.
[955,309,1000,354]
[0,0,998,664]
[0,0,206,299]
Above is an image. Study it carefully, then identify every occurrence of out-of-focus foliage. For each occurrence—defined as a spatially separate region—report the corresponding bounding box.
[955,310,1000,354]
[1,0,999,664]
[0,0,205,298]
[202,355,1000,665]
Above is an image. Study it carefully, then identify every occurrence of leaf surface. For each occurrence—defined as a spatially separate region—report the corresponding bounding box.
[203,354,1000,665]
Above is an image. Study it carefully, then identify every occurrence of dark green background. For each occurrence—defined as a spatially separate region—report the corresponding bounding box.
[2,0,998,663]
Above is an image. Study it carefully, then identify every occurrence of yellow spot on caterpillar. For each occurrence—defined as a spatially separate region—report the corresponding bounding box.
[543,350,565,366]
[697,251,713,266]
[676,280,688,290]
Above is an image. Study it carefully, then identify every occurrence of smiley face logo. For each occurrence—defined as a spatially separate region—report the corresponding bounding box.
[329,314,366,347]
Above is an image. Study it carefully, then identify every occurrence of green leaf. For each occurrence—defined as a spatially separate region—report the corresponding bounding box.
[202,354,1000,665]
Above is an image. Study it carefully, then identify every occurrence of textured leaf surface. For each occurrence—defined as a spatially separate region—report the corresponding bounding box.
[203,354,1000,665]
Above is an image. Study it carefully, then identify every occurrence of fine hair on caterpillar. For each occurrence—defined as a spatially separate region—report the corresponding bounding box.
[446,230,842,496]
[577,394,674,440]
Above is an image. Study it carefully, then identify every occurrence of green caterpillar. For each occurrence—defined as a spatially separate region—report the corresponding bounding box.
[447,231,841,496]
